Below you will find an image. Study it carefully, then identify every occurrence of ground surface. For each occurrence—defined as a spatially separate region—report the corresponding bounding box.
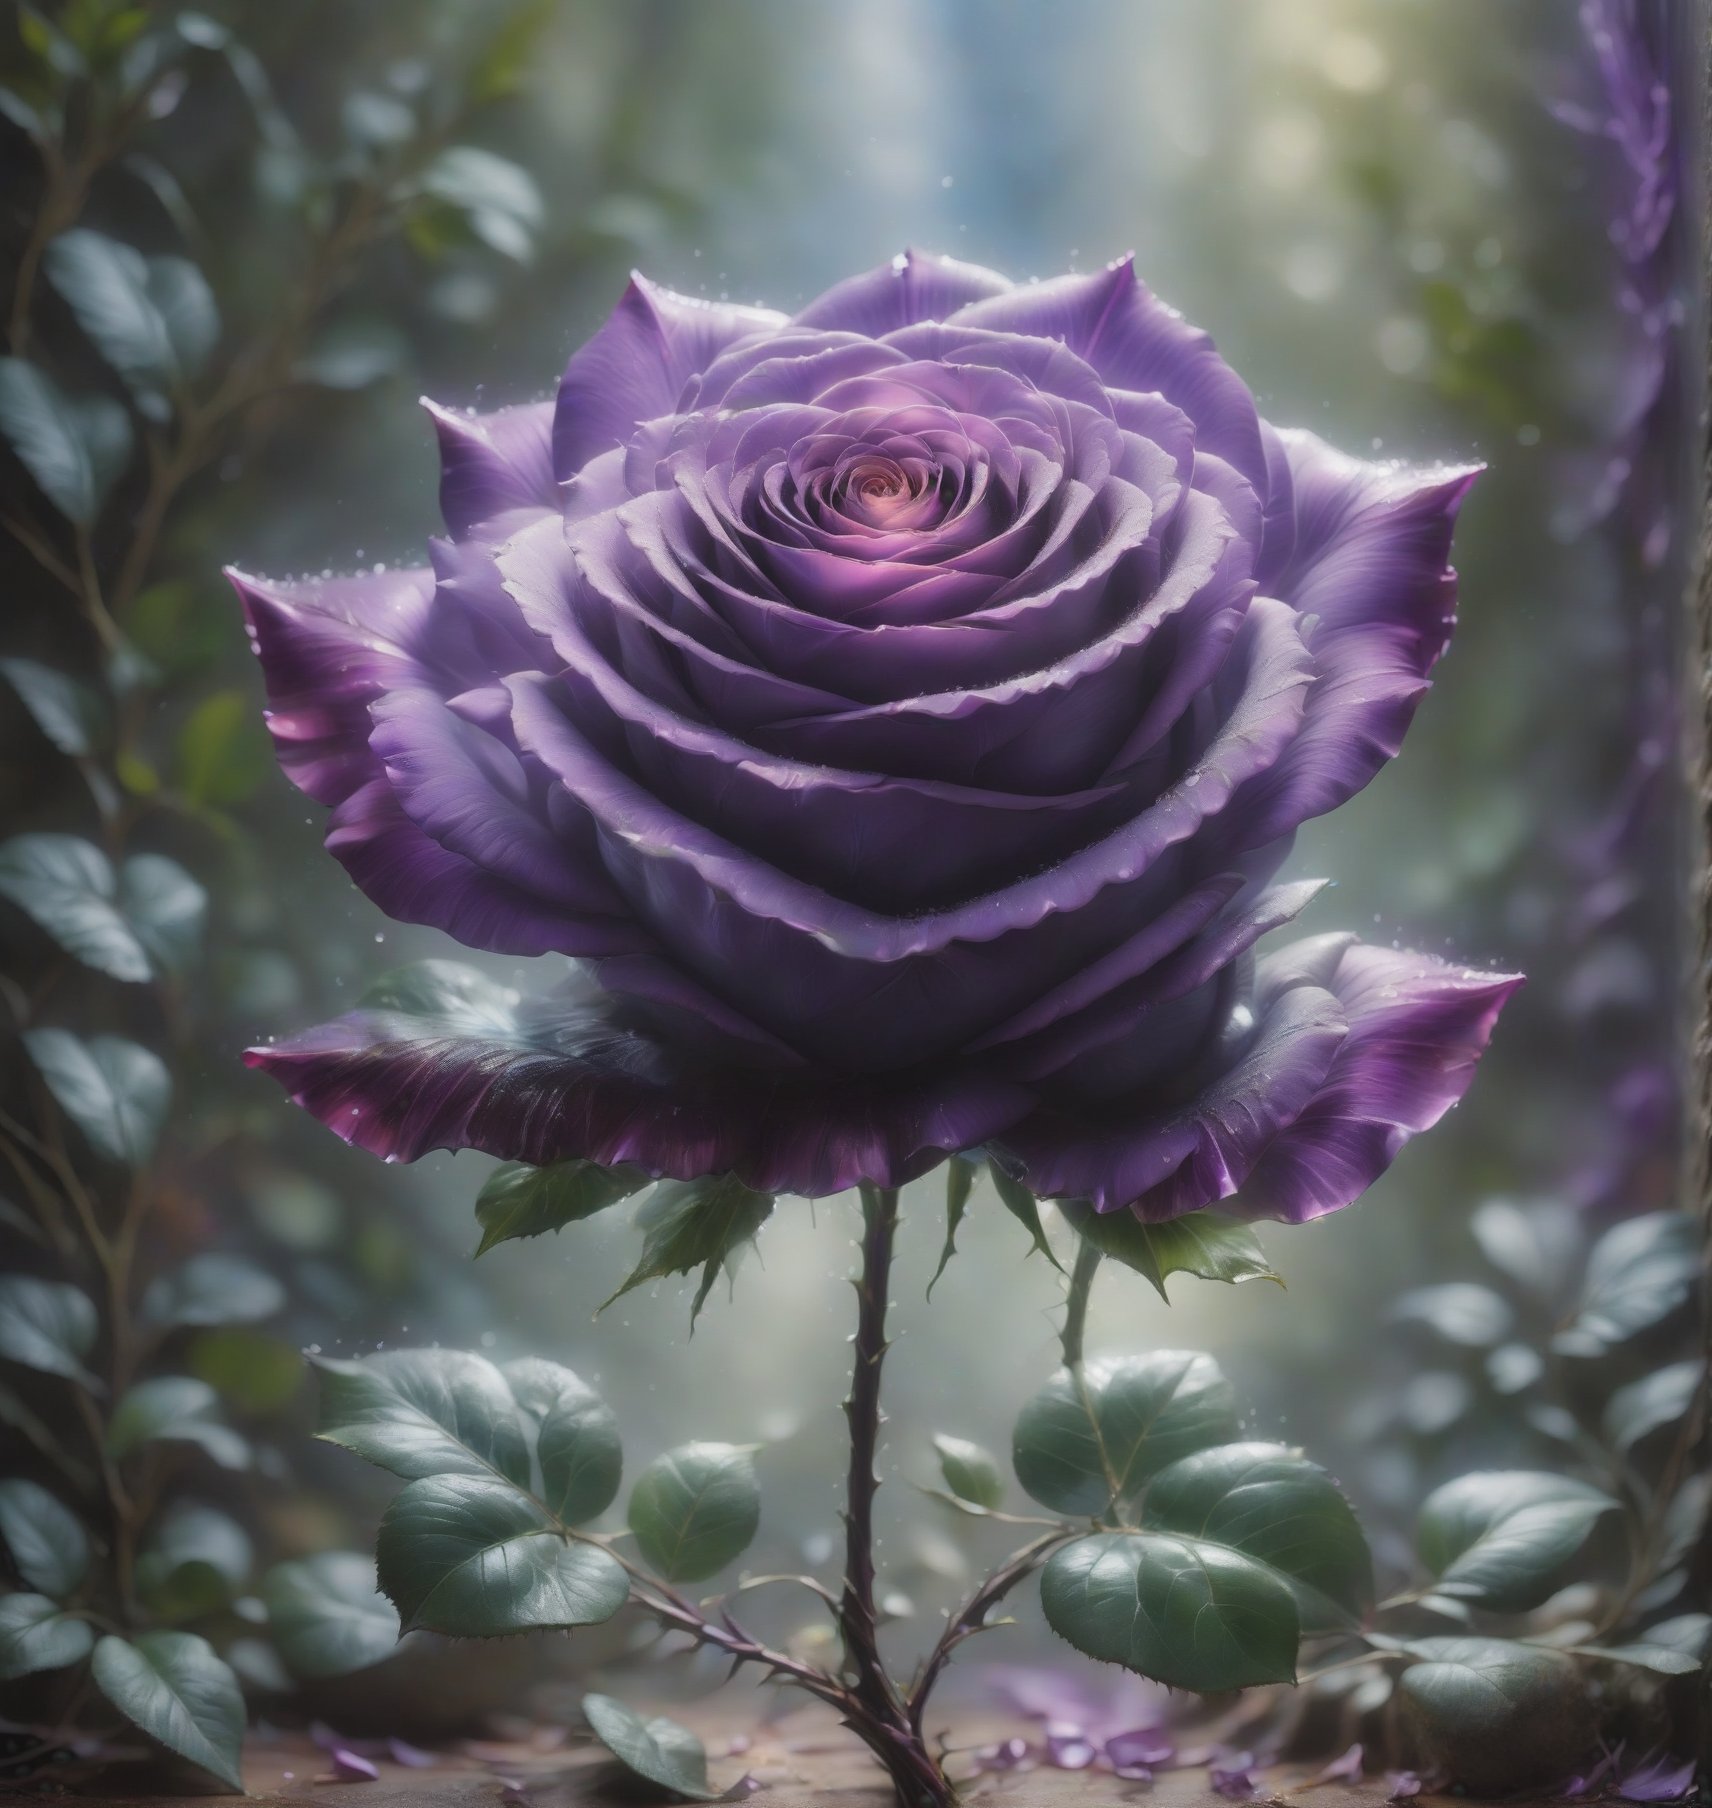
[0,1702,1501,1807]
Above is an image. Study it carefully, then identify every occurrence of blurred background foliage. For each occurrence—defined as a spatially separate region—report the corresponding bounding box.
[0,0,1699,1752]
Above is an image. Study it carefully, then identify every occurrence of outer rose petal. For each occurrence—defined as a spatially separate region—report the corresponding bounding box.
[422,398,557,538]
[230,565,435,808]
[244,967,1029,1197]
[997,933,1518,1221]
[1234,434,1482,842]
[1233,940,1523,1223]
[553,275,785,480]
[793,248,1012,334]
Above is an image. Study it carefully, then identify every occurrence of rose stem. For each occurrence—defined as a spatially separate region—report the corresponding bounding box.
[839,1182,955,1807]
[1060,1238,1101,1368]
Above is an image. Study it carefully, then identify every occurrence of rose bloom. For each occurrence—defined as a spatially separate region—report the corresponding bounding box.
[237,252,1518,1220]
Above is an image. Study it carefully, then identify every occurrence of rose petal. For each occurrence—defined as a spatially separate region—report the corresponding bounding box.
[422,398,556,538]
[793,248,1012,334]
[553,274,784,479]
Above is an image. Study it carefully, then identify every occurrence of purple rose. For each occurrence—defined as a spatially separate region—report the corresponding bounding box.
[237,251,1518,1217]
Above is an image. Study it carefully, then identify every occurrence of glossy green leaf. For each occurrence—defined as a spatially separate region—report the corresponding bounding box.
[141,1253,285,1330]
[1060,1203,1280,1300]
[474,1158,647,1256]
[0,1479,89,1597]
[583,1693,715,1800]
[0,835,149,980]
[108,1376,248,1470]
[0,1275,100,1388]
[136,1502,252,1619]
[262,1552,399,1679]
[1418,1471,1617,1611]
[118,853,207,974]
[314,1348,531,1488]
[91,1630,245,1791]
[1602,1360,1701,1454]
[1012,1351,1240,1517]
[927,1154,977,1296]
[932,1434,1003,1510]
[503,1358,621,1526]
[988,1164,1064,1271]
[24,1028,169,1167]
[604,1176,774,1324]
[44,230,211,414]
[1141,1442,1372,1630]
[1560,1211,1701,1353]
[1040,1530,1299,1691]
[377,1474,627,1636]
[0,1592,93,1678]
[0,657,108,758]
[0,357,132,524]
[628,1443,760,1583]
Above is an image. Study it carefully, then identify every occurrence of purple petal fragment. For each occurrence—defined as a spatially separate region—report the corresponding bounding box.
[1617,1755,1697,1802]
[239,253,1513,1212]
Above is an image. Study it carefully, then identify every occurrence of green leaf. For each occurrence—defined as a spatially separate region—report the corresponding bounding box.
[141,1254,285,1330]
[603,1176,774,1325]
[24,1028,169,1167]
[628,1443,760,1583]
[0,834,148,979]
[0,1479,89,1596]
[0,657,108,757]
[377,1474,627,1636]
[0,1592,93,1678]
[1141,1441,1372,1630]
[988,1164,1064,1272]
[91,1630,245,1791]
[1417,1471,1618,1611]
[419,147,544,262]
[1397,1637,1583,1790]
[932,1434,1003,1510]
[175,689,273,807]
[475,1158,647,1256]
[142,256,218,379]
[1575,1640,1702,1674]
[1560,1211,1701,1353]
[293,317,409,389]
[0,357,133,523]
[1389,1283,1514,1348]
[583,1693,715,1800]
[136,1502,252,1619]
[503,1358,622,1526]
[1060,1203,1281,1301]
[44,231,210,415]
[187,1329,303,1414]
[118,853,207,974]
[1602,1360,1701,1454]
[927,1154,976,1296]
[261,1552,398,1680]
[1012,1351,1240,1517]
[1040,1529,1299,1690]
[314,1348,531,1488]
[358,958,517,1027]
[0,1275,100,1388]
[108,1376,247,1470]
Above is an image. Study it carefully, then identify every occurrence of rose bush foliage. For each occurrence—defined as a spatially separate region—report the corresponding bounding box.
[238,251,1518,1221]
